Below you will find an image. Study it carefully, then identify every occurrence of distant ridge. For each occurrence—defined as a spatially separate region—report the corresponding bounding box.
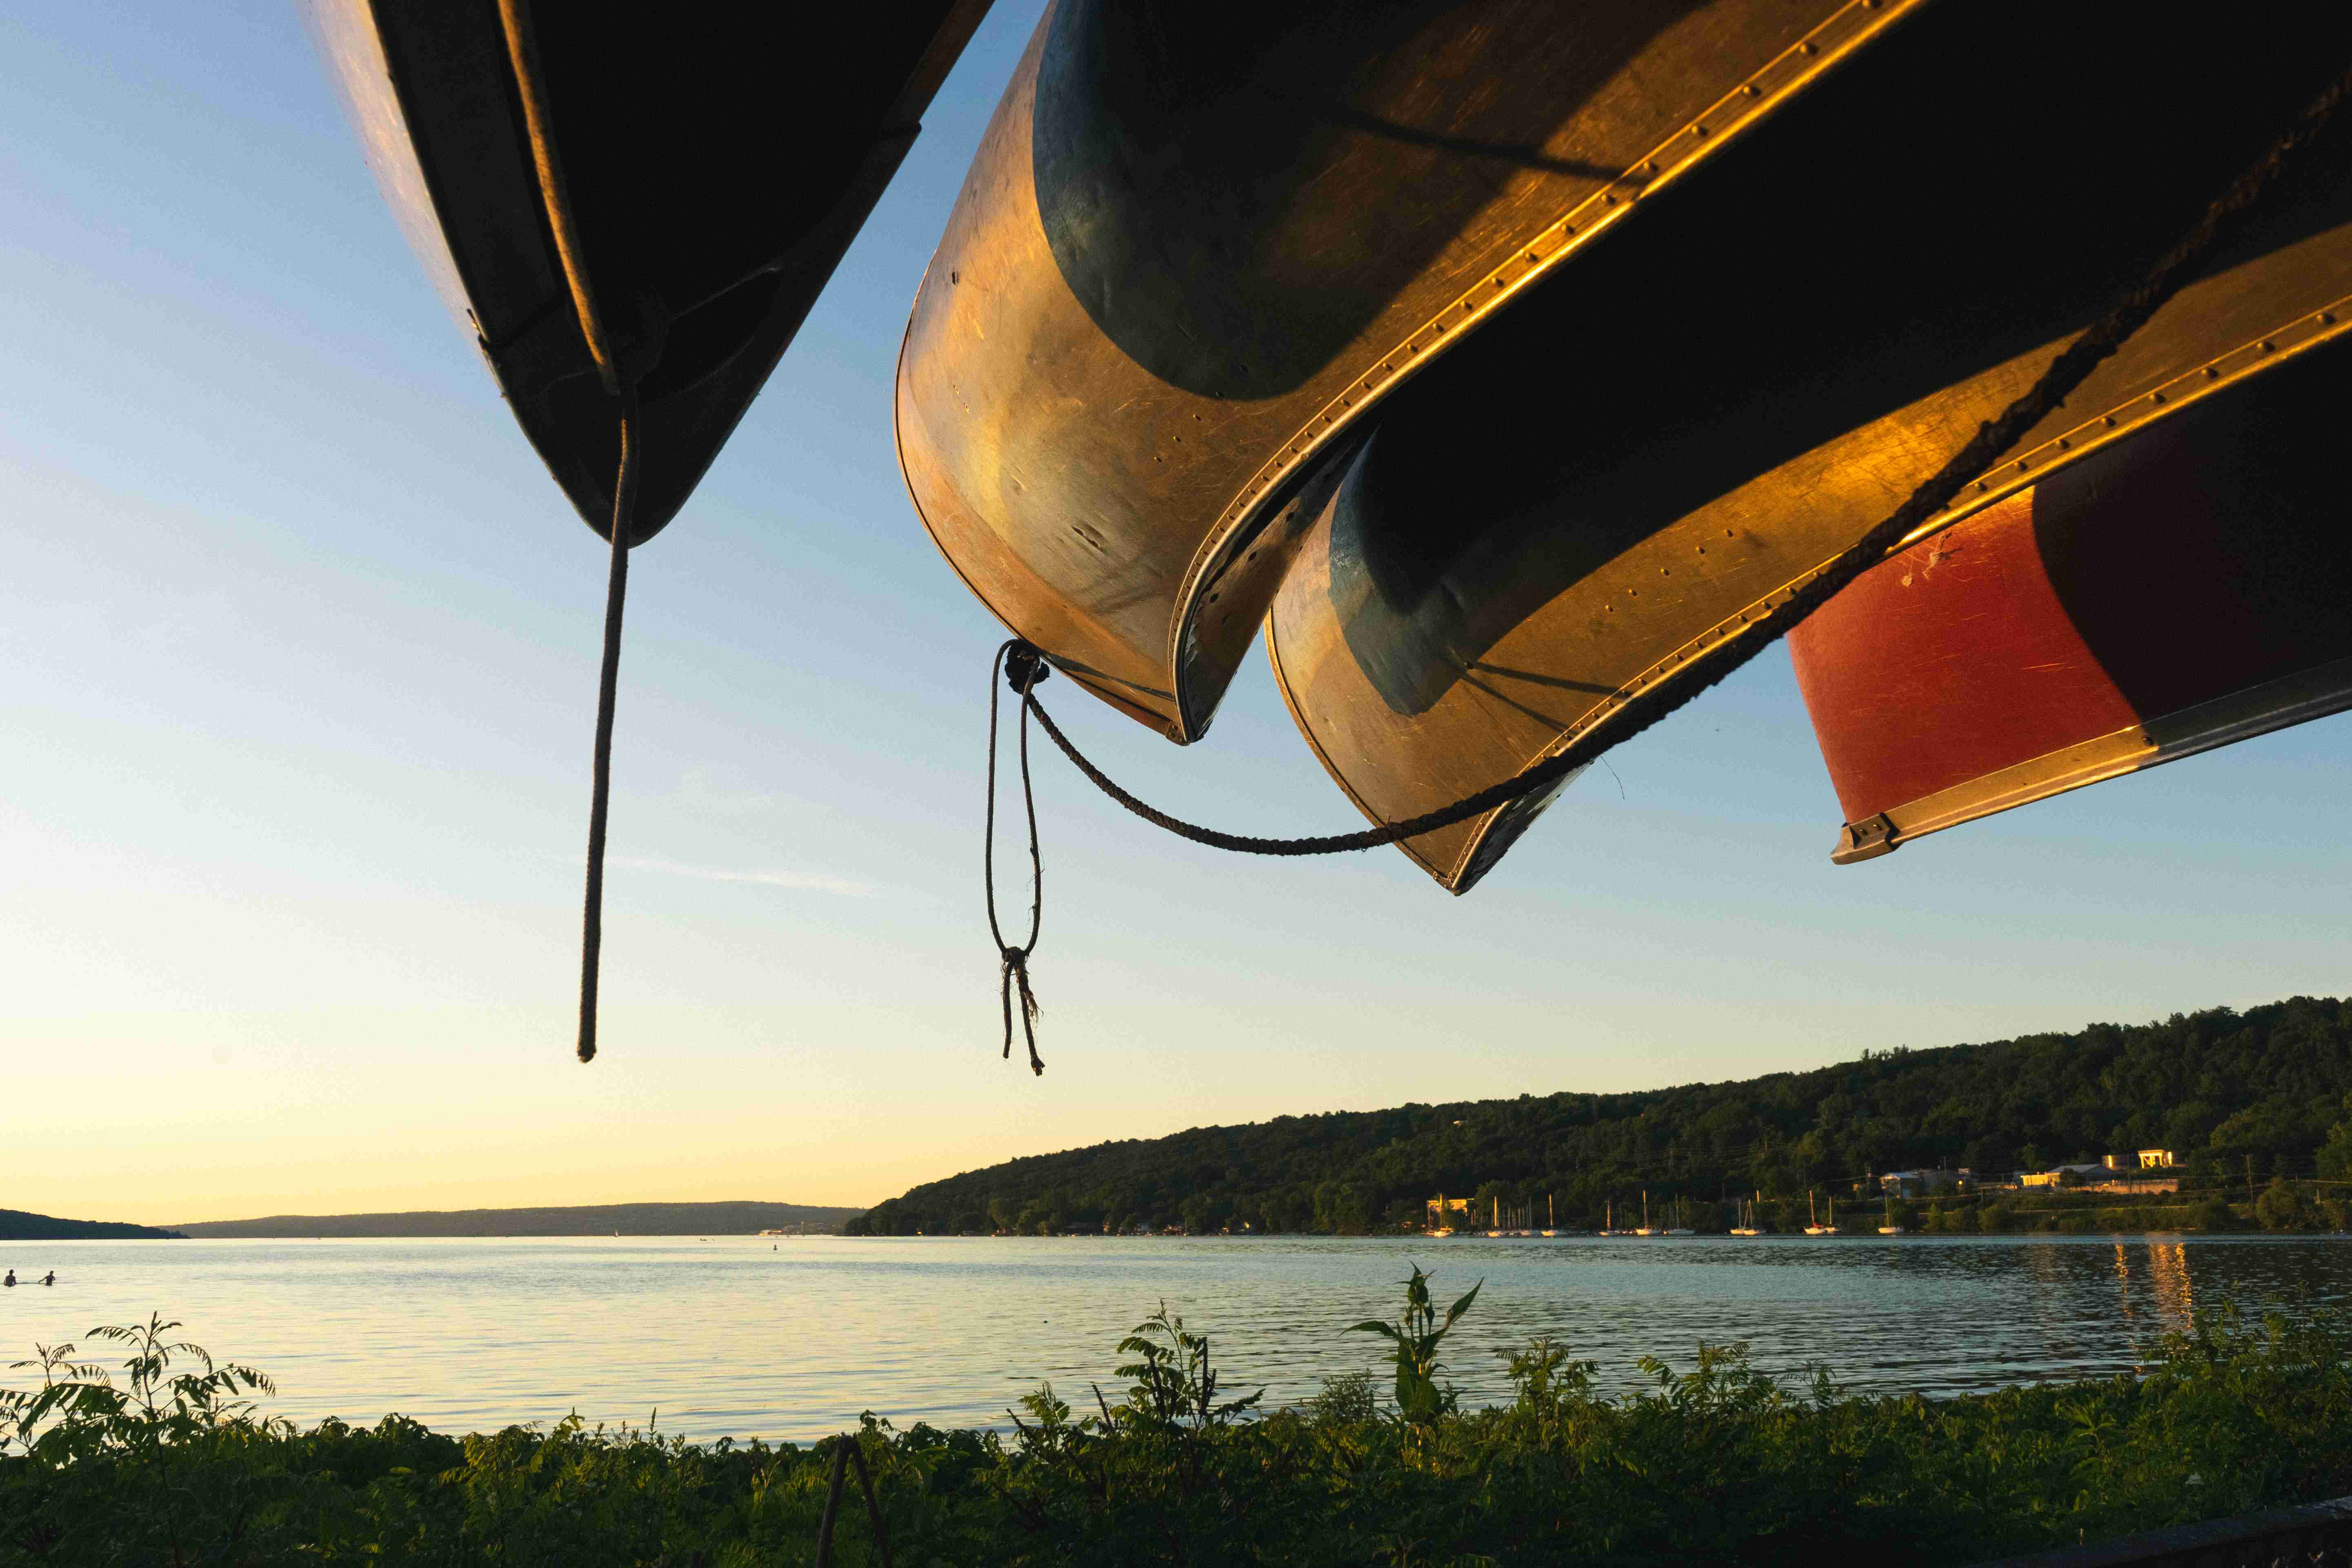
[1,1209,186,1241]
[174,1201,863,1239]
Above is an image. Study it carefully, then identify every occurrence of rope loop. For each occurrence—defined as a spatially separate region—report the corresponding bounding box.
[984,641,1047,1073]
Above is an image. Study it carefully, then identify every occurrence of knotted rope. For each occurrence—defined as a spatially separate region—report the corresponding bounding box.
[1002,58,2352,864]
[983,640,1049,1073]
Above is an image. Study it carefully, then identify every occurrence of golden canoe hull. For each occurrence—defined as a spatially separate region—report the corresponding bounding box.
[898,0,1914,738]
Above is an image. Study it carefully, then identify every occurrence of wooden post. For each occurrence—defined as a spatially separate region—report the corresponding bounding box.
[814,1439,850,1567]
[849,1441,895,1568]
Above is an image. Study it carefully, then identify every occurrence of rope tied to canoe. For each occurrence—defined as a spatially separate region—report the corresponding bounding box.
[988,57,2352,867]
[577,385,639,1065]
[984,640,1050,1073]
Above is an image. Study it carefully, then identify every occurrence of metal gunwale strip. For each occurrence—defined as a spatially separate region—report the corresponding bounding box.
[1441,298,2352,886]
[1830,652,2352,863]
[1886,296,2352,555]
[1164,0,1927,740]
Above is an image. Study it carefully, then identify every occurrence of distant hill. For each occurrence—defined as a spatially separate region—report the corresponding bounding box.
[0,1209,185,1240]
[848,996,2352,1236]
[175,1201,863,1238]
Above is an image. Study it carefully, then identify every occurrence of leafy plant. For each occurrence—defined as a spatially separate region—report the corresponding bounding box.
[2,1313,273,1458]
[1348,1264,1481,1424]
[1110,1302,1262,1433]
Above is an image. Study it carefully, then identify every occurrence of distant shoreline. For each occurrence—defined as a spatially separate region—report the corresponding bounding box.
[169,1200,865,1240]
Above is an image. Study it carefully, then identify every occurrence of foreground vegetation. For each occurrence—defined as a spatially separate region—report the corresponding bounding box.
[848,996,2352,1236]
[7,1285,2352,1567]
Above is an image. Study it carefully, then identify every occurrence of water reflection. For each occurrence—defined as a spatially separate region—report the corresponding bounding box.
[2,1234,2342,1442]
[2150,1241,2194,1322]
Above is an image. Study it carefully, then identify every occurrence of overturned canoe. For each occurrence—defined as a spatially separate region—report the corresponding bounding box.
[308,0,997,1060]
[1787,342,2352,864]
[1264,7,2352,889]
[311,0,993,541]
[898,0,1916,739]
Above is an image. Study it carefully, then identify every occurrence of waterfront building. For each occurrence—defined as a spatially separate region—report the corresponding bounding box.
[1879,1168,1966,1197]
[2020,1164,2110,1189]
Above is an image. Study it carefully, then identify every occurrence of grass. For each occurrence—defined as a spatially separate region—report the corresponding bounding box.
[5,1288,2350,1566]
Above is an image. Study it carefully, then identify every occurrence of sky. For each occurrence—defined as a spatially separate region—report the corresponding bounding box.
[4,2,2347,1226]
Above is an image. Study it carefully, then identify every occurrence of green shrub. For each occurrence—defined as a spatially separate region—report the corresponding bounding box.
[2256,1177,2315,1231]
[2191,1195,2241,1231]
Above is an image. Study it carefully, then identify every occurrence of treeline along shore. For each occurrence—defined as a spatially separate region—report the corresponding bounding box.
[848,996,2352,1237]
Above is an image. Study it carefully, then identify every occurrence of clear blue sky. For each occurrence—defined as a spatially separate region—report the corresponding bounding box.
[6,1,2346,1224]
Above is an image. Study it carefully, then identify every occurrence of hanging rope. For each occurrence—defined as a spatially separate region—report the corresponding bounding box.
[983,640,1049,1073]
[578,388,639,1065]
[499,0,663,1064]
[1006,58,2352,862]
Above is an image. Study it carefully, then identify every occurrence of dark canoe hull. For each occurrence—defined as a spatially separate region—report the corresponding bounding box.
[310,0,992,541]
[898,0,1913,739]
[1787,346,2352,864]
[1266,5,2352,890]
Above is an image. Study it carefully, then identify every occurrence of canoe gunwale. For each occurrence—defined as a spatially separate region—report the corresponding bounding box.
[1165,0,1920,741]
[1831,653,2352,865]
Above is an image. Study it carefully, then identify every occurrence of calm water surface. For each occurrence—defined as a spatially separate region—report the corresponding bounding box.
[3,1235,2345,1442]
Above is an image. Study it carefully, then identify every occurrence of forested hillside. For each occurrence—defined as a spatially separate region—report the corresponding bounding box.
[0,1209,184,1240]
[847,997,2352,1235]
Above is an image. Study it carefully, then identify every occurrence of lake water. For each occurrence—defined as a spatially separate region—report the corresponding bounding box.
[3,1234,2345,1443]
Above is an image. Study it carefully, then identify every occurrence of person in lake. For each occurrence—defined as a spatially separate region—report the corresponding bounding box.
[2,1270,13,1287]
[42,1271,55,1286]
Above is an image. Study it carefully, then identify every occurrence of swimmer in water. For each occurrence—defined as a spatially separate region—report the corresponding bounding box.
[2,1270,13,1287]
[42,1271,55,1286]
